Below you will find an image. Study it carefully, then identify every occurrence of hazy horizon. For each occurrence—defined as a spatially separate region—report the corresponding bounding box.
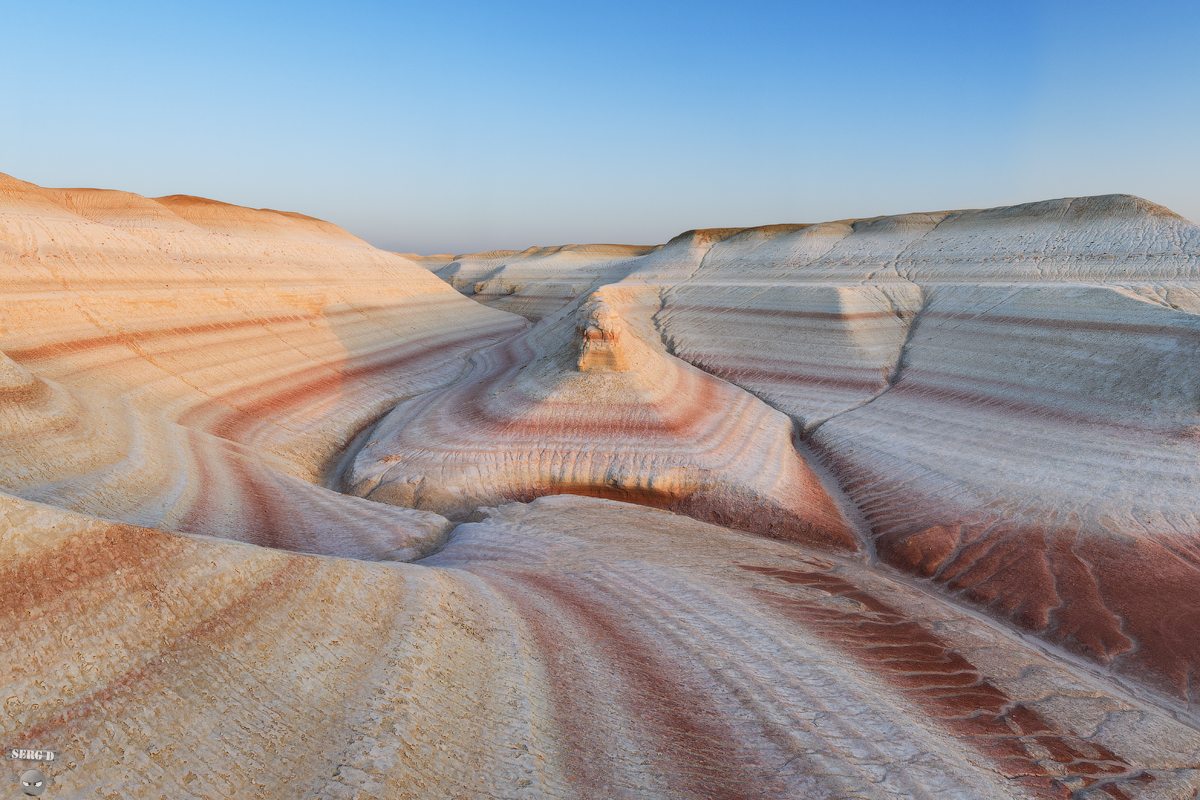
[4,0,1198,255]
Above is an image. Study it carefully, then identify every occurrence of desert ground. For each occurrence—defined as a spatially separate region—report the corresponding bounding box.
[2,171,1199,798]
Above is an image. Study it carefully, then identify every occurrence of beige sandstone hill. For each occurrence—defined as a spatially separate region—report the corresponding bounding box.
[401,195,1200,716]
[0,171,527,558]
[341,283,858,551]
[2,173,1200,798]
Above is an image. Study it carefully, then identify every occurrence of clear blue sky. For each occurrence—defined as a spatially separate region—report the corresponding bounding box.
[4,1,1198,254]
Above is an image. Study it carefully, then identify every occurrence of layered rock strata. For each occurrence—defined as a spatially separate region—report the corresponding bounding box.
[3,173,1200,798]
[396,195,1200,712]
[5,493,1197,798]
[0,173,525,558]
[424,243,660,320]
[341,284,857,551]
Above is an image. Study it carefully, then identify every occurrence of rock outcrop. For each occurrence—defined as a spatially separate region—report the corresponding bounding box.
[341,284,857,551]
[427,243,661,320]
[0,172,526,558]
[2,173,1199,798]
[411,195,1200,713]
[5,494,1199,798]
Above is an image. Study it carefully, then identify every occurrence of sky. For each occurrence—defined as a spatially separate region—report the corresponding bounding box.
[3,0,1198,254]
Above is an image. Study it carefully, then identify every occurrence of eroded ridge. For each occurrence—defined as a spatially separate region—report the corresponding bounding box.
[0,172,525,558]
[344,285,857,551]
[809,283,1200,704]
[424,497,1200,799]
[4,174,1200,797]
[420,194,1200,713]
[742,565,1150,797]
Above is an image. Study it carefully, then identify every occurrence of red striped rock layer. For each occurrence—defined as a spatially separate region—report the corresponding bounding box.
[0,297,455,561]
[428,496,1200,799]
[658,282,1200,708]
[5,174,1200,795]
[6,492,1197,799]
[428,195,1199,429]
[421,197,1200,711]
[0,494,557,798]
[344,286,857,551]
[0,172,525,555]
[433,196,1196,354]
[808,283,1200,704]
[624,197,1200,424]
[0,172,524,475]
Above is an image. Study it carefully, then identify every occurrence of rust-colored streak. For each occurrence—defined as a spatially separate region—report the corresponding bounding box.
[502,482,694,512]
[4,311,340,362]
[176,428,221,541]
[886,371,1180,436]
[498,482,853,551]
[176,427,428,558]
[864,493,1200,702]
[15,555,312,744]
[226,457,289,551]
[0,524,175,620]
[491,570,787,800]
[0,377,53,406]
[1073,533,1200,704]
[5,299,475,366]
[180,317,526,444]
[924,310,1200,341]
[686,362,886,395]
[177,430,310,551]
[483,573,620,795]
[739,565,1146,798]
